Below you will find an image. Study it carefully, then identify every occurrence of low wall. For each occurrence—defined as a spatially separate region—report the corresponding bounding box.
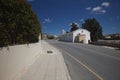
[0,41,42,80]
[91,40,120,48]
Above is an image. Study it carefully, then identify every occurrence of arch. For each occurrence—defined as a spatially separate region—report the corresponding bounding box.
[74,34,86,43]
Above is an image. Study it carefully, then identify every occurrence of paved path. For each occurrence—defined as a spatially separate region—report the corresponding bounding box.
[16,40,71,80]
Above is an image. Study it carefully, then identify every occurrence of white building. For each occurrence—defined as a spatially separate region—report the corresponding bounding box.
[62,29,66,34]
[59,29,91,44]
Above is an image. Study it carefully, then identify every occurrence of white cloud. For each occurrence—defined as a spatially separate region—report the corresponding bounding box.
[80,19,84,22]
[101,2,110,7]
[86,2,110,14]
[43,18,52,23]
[92,6,102,12]
[100,10,106,13]
[86,7,91,10]
[92,6,106,14]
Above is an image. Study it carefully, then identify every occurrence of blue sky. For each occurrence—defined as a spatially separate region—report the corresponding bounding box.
[26,0,120,35]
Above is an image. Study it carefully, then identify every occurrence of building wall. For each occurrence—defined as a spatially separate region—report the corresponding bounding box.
[59,29,91,44]
[73,29,90,43]
[75,34,86,43]
[60,32,73,42]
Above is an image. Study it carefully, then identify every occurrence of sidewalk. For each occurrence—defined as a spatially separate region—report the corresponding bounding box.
[16,40,71,80]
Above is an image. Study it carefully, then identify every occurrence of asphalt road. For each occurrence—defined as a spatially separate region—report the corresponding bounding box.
[47,40,120,80]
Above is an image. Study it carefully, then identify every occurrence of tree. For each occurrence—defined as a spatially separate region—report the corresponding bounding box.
[70,22,79,32]
[0,0,42,46]
[82,18,103,42]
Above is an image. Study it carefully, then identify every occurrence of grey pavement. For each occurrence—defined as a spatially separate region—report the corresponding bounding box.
[16,40,71,80]
[47,40,120,80]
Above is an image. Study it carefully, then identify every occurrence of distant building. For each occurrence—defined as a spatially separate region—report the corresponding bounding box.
[103,34,111,39]
[103,33,120,40]
[62,29,66,34]
[59,29,91,44]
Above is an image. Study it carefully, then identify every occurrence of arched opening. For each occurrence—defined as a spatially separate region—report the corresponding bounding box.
[74,34,86,43]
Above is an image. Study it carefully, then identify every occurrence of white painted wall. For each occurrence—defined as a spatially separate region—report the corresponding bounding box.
[73,29,91,43]
[0,41,42,80]
[59,29,91,43]
[60,32,73,42]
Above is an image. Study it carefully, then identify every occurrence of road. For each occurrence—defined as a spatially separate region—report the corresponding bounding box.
[47,40,120,80]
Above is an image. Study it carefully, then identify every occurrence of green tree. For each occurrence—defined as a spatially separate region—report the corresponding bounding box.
[82,18,103,42]
[0,0,41,46]
[70,22,79,32]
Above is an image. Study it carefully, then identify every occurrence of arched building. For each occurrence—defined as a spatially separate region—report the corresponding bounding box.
[59,29,91,44]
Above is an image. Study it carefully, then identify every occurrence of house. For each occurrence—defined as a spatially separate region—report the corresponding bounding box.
[59,29,91,44]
